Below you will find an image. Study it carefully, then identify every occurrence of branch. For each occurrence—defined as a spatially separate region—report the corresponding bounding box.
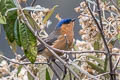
[113,56,120,71]
[96,0,103,30]
[0,55,48,65]
[49,47,107,54]
[93,72,110,79]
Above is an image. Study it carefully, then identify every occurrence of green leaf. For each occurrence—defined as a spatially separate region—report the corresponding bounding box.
[117,33,120,42]
[101,0,106,2]
[17,65,22,76]
[46,68,51,80]
[3,11,17,42]
[0,12,6,24]
[38,64,53,80]
[2,0,17,42]
[24,11,39,29]
[87,55,104,66]
[3,17,16,42]
[0,0,6,15]
[73,42,79,51]
[0,25,1,36]
[94,41,101,50]
[43,5,59,24]
[27,71,34,80]
[87,61,105,74]
[117,0,120,7]
[104,56,108,72]
[14,19,21,46]
[19,22,37,63]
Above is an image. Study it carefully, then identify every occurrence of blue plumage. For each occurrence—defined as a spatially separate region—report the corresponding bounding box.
[56,18,72,28]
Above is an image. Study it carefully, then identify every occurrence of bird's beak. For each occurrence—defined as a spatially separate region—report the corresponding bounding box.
[71,18,76,22]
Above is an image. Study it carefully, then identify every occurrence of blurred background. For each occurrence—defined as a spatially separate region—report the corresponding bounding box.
[0,0,81,58]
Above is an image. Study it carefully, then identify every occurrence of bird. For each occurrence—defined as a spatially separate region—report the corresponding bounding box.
[37,18,75,59]
[20,18,75,60]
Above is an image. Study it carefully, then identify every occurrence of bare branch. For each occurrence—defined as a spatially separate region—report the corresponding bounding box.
[113,56,120,71]
[0,55,48,65]
[49,47,107,54]
[92,72,110,79]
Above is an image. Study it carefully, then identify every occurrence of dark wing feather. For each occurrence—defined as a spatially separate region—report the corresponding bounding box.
[38,29,60,52]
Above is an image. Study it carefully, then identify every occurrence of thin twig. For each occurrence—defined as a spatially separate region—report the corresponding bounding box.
[96,0,103,30]
[88,72,110,79]
[49,47,107,54]
[112,56,120,71]
[24,65,39,80]
[0,55,48,65]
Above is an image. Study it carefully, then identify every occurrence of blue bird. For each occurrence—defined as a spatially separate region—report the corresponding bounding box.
[38,18,75,58]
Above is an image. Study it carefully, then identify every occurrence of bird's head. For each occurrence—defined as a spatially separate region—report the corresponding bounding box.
[56,18,75,29]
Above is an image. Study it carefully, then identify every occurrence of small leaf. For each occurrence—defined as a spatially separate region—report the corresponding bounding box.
[17,65,22,76]
[87,61,105,74]
[101,0,106,2]
[3,11,17,42]
[0,12,6,24]
[0,0,6,15]
[2,0,17,42]
[87,55,104,66]
[27,71,34,80]
[94,41,101,50]
[24,11,39,29]
[0,25,1,36]
[117,34,120,42]
[38,64,53,80]
[14,19,21,46]
[73,43,79,51]
[117,0,120,7]
[43,5,59,24]
[19,22,37,63]
[104,56,108,72]
[46,68,51,80]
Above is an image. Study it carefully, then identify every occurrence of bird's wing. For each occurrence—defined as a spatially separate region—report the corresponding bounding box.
[38,30,60,52]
